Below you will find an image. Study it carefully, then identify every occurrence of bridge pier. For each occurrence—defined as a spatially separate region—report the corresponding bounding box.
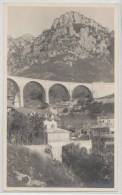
[68,87,73,102]
[20,87,24,107]
[45,89,49,104]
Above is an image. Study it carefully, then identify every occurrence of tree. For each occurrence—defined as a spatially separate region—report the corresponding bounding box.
[7,110,45,145]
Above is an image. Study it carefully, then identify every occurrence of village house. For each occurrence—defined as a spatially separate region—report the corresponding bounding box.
[97,114,114,133]
[90,124,114,159]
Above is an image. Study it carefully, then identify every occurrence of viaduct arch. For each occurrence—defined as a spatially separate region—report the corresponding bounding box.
[7,78,21,108]
[23,81,46,107]
[72,85,93,100]
[49,84,70,104]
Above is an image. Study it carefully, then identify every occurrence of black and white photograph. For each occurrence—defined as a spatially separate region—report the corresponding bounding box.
[5,3,118,191]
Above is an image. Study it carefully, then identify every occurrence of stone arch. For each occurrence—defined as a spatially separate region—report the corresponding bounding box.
[23,81,46,108]
[7,78,21,108]
[72,85,93,104]
[49,84,70,104]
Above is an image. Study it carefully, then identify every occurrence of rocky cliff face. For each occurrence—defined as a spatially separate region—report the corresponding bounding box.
[7,11,114,82]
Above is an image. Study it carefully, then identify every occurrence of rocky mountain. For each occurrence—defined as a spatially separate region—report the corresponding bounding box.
[7,11,114,82]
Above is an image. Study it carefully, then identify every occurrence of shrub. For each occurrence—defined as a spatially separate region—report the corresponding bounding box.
[63,107,68,113]
[62,143,114,187]
[87,101,114,114]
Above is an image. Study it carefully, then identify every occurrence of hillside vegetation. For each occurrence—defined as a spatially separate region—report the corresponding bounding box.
[7,144,82,187]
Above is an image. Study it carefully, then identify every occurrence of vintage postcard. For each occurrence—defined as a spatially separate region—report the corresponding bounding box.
[4,3,119,191]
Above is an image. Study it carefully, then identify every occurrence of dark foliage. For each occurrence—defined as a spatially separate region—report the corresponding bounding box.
[86,101,114,114]
[7,110,46,145]
[62,143,114,187]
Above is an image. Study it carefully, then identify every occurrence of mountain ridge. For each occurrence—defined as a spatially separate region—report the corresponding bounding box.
[7,11,114,82]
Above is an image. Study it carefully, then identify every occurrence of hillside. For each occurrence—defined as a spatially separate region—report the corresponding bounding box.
[95,94,114,104]
[7,144,82,187]
[7,11,114,82]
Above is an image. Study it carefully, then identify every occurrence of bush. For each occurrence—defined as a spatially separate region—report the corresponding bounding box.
[63,107,68,113]
[62,143,114,187]
[87,101,114,114]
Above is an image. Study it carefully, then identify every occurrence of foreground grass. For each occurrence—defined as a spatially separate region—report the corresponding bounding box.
[7,144,82,187]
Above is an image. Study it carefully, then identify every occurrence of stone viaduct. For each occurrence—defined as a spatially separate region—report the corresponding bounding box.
[7,75,114,107]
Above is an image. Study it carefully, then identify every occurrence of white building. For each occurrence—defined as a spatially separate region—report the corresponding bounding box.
[44,114,70,161]
[97,114,114,133]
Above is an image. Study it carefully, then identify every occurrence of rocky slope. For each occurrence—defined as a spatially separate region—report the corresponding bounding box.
[7,11,114,82]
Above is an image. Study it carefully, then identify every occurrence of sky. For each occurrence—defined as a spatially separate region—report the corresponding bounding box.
[7,6,115,38]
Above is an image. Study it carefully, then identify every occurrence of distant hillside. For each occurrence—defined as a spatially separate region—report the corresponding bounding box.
[95,94,114,104]
[7,11,114,82]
